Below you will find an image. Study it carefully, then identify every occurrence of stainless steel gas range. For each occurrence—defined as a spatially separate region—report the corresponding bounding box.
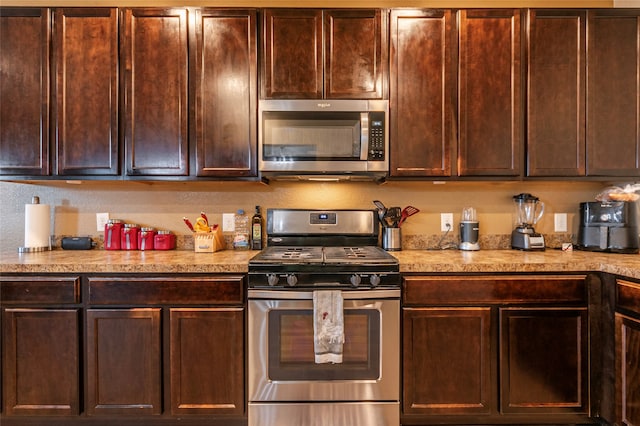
[248,209,400,426]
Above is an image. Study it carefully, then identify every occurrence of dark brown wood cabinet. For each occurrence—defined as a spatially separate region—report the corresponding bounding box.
[193,9,257,177]
[53,8,119,176]
[616,279,640,426]
[169,308,244,415]
[3,309,80,416]
[389,10,454,177]
[402,275,590,424]
[0,8,50,176]
[261,9,387,99]
[458,10,523,177]
[85,308,162,415]
[122,8,189,177]
[1,274,245,424]
[1,276,81,416]
[261,9,321,99]
[86,276,245,418]
[526,10,586,177]
[403,307,493,416]
[587,10,640,178]
[324,9,387,99]
[528,9,640,179]
[500,307,589,415]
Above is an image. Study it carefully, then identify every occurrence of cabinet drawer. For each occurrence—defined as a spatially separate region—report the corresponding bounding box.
[617,279,640,315]
[403,275,587,305]
[0,276,81,304]
[88,276,244,305]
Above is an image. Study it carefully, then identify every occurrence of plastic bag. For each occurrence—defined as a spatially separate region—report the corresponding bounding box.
[595,184,640,202]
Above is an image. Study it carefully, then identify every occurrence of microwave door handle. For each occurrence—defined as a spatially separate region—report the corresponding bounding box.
[360,112,369,160]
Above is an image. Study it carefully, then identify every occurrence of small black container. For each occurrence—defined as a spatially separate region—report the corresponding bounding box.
[61,237,95,250]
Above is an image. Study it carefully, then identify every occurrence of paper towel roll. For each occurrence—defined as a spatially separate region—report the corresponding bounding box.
[24,202,51,248]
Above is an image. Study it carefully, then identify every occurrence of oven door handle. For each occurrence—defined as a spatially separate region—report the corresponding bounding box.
[248,289,400,300]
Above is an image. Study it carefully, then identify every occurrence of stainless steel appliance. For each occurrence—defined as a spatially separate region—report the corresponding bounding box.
[248,209,400,426]
[576,201,639,254]
[511,193,545,250]
[258,100,389,181]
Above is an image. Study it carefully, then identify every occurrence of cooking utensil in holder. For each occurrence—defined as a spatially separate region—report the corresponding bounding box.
[382,227,401,251]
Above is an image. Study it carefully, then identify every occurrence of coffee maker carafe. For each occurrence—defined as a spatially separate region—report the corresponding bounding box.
[511,193,545,250]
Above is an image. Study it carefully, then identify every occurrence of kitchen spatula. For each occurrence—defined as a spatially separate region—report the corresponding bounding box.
[399,205,420,227]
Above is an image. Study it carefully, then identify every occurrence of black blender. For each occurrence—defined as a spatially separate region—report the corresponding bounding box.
[511,193,546,250]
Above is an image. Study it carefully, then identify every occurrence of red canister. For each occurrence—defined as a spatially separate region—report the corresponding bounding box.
[104,219,123,250]
[138,227,156,251]
[154,230,176,250]
[121,223,140,250]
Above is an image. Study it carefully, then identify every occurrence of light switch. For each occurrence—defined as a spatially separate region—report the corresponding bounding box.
[554,213,568,232]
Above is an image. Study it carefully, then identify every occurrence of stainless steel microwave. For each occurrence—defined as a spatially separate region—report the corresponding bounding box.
[258,99,389,181]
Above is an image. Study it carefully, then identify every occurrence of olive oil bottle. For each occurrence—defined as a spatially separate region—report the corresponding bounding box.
[251,206,263,250]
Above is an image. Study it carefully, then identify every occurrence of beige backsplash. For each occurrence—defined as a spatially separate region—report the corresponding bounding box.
[0,179,623,251]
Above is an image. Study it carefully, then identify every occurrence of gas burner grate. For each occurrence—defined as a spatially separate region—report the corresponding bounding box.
[281,248,314,259]
[341,247,368,258]
[250,246,324,264]
[323,246,397,264]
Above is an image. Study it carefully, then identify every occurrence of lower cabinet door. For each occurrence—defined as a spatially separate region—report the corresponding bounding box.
[500,307,589,415]
[616,313,640,426]
[85,308,162,415]
[402,307,493,416]
[2,309,80,416]
[169,308,244,415]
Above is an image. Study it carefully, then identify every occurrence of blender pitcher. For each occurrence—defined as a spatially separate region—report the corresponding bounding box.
[513,193,545,227]
[511,193,546,250]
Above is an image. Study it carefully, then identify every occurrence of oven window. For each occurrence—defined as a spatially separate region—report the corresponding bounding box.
[268,308,381,381]
[262,111,361,160]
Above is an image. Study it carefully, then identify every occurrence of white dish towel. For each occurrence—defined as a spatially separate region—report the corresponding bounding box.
[313,290,345,364]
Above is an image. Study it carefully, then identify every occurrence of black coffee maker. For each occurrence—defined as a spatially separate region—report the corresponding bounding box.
[576,201,639,254]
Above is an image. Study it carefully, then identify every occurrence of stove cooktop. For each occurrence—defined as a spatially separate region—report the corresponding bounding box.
[250,245,397,266]
[248,245,399,289]
[248,209,399,289]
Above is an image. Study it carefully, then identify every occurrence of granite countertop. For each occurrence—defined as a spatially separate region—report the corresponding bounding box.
[1,248,639,279]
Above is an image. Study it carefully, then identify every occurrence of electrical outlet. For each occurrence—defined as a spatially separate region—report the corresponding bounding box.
[222,213,235,232]
[96,212,109,232]
[554,213,568,232]
[441,213,454,232]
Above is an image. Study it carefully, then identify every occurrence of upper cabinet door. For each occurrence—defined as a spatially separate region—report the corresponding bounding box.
[261,9,387,99]
[122,8,189,177]
[261,9,322,99]
[587,10,640,178]
[194,9,257,177]
[527,10,586,177]
[324,9,387,99]
[390,9,454,177]
[458,10,523,177]
[0,8,50,176]
[53,8,119,176]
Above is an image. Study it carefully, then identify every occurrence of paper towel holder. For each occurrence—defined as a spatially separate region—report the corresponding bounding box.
[18,195,53,253]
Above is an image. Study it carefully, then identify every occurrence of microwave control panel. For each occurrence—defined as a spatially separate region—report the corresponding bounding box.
[367,111,386,161]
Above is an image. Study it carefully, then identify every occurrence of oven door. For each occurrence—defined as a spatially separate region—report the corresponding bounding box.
[248,289,399,403]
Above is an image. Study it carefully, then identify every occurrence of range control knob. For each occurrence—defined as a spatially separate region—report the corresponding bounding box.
[286,274,298,287]
[369,274,381,287]
[267,273,279,287]
[350,274,362,288]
